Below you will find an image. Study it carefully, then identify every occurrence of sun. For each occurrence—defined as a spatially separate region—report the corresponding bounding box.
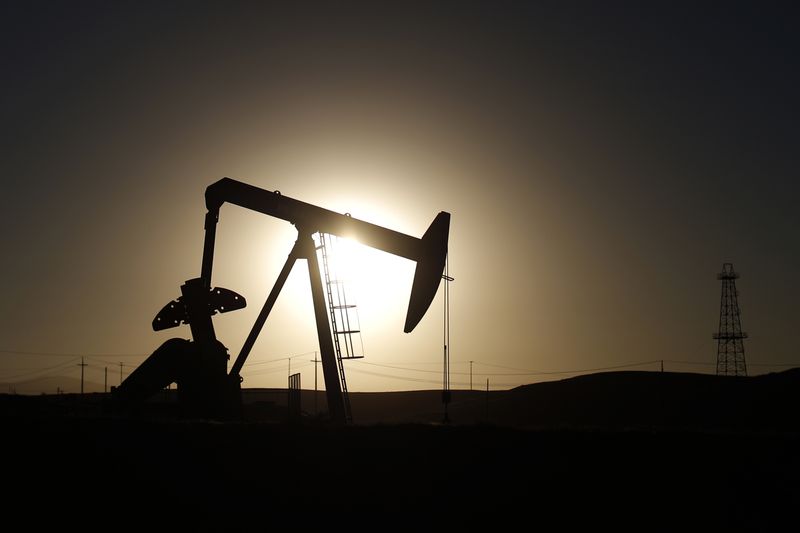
[322,235,370,282]
[316,234,416,338]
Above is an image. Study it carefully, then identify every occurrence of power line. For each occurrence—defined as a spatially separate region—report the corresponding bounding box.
[347,366,459,385]
[469,361,545,372]
[665,360,717,366]
[246,357,800,384]
[355,361,461,375]
[3,345,798,390]
[241,351,319,367]
[0,358,81,382]
[242,358,293,367]
[472,359,667,375]
[87,356,146,366]
[346,366,521,389]
[507,360,663,375]
[354,359,664,377]
[242,361,314,378]
[0,349,147,357]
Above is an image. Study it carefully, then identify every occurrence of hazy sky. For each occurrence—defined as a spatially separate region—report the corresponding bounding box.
[1,1,798,393]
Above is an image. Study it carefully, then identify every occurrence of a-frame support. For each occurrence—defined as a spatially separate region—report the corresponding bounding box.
[228,232,346,424]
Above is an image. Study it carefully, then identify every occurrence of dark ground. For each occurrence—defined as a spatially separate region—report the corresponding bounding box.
[3,370,799,528]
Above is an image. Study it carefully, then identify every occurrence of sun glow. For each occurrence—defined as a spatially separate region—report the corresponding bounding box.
[317,234,416,344]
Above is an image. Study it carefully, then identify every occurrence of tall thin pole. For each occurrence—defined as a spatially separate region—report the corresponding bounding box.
[104,366,108,393]
[470,360,474,391]
[442,255,451,423]
[78,357,87,395]
[485,378,489,422]
[311,352,320,415]
[119,362,123,385]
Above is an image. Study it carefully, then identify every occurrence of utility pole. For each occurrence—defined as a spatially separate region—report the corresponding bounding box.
[660,360,664,373]
[485,378,489,422]
[104,366,108,393]
[119,362,123,385]
[441,259,453,424]
[78,357,87,395]
[311,352,321,415]
[470,360,474,391]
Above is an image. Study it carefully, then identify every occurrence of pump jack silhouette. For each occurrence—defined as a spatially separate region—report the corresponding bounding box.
[115,178,450,423]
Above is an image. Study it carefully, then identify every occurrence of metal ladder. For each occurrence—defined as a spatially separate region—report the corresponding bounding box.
[317,233,364,423]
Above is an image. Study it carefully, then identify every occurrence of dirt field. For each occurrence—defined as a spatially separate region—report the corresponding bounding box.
[2,377,798,529]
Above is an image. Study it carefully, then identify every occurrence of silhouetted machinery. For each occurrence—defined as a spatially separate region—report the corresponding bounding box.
[115,178,450,423]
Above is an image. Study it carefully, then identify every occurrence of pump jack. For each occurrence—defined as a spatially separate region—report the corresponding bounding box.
[115,178,450,423]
